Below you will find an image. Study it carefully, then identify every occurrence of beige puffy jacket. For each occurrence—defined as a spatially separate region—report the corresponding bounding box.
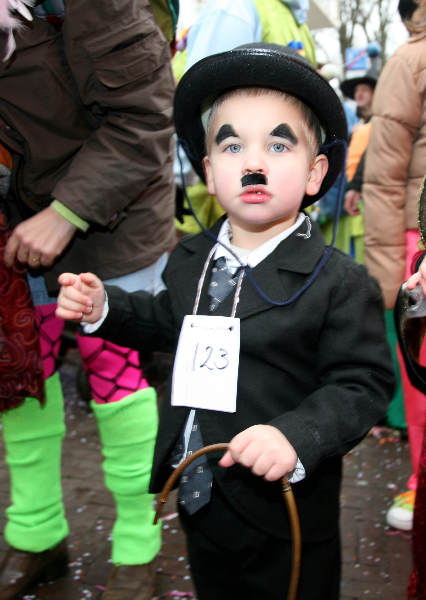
[363,31,426,309]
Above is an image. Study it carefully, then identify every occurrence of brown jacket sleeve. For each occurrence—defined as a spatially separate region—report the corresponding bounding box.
[53,0,175,227]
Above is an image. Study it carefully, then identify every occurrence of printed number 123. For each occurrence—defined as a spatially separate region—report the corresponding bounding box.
[192,343,229,371]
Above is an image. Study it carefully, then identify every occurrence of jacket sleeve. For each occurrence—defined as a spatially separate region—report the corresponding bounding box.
[270,261,394,475]
[362,50,421,309]
[94,284,179,353]
[51,0,175,228]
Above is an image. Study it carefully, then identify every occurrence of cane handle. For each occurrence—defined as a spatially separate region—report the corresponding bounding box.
[154,442,301,600]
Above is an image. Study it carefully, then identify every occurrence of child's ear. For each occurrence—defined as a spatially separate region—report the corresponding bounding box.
[305,154,329,196]
[203,156,216,195]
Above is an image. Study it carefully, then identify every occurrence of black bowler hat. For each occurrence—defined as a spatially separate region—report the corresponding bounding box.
[174,43,348,208]
[340,74,377,100]
[398,0,418,21]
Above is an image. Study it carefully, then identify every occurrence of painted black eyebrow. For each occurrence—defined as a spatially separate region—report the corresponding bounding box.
[270,123,298,145]
[215,124,237,145]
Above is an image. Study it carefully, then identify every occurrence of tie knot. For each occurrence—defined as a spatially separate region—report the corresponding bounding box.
[213,256,228,271]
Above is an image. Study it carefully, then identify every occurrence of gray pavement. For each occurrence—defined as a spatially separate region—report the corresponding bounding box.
[0,347,413,599]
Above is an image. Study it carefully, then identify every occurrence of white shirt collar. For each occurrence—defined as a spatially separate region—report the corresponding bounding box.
[213,213,308,272]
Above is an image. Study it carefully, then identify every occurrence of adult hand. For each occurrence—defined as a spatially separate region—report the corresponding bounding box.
[344,190,362,216]
[3,206,77,268]
[56,272,106,323]
[219,424,298,482]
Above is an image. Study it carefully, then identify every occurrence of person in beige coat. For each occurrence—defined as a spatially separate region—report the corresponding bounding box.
[362,0,426,532]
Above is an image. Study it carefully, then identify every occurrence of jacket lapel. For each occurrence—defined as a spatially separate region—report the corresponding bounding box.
[167,216,327,321]
[236,223,326,319]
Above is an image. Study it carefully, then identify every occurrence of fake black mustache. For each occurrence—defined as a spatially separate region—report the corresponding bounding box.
[241,173,267,187]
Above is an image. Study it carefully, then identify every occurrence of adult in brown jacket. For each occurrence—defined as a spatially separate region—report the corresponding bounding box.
[362,0,426,533]
[0,1,175,599]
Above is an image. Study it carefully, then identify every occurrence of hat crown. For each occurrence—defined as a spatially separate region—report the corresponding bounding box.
[175,43,348,206]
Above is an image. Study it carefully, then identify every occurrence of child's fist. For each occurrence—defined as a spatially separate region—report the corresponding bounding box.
[219,424,298,481]
[56,272,105,323]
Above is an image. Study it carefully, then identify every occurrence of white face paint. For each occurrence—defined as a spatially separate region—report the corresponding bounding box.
[203,93,328,247]
[0,0,33,61]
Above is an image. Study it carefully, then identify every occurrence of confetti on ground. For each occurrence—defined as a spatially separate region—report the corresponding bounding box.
[368,426,402,444]
[378,436,400,445]
[386,530,412,540]
[369,426,383,439]
[162,511,179,521]
[156,592,195,599]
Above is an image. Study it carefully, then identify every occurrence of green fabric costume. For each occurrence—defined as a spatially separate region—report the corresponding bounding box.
[321,209,365,265]
[2,379,161,564]
[92,389,161,565]
[2,373,69,552]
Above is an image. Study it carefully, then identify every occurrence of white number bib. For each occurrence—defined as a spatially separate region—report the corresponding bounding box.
[171,314,240,413]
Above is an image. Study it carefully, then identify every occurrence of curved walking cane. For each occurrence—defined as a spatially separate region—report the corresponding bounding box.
[153,443,302,600]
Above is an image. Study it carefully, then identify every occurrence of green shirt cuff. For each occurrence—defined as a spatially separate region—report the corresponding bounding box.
[51,200,89,232]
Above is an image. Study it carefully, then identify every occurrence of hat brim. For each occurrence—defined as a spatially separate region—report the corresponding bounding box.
[340,76,377,100]
[174,45,348,208]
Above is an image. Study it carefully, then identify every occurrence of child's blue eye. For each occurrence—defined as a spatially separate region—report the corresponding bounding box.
[226,144,242,153]
[270,142,286,153]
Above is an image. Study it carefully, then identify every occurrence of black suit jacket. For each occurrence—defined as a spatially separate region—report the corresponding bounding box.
[98,217,394,542]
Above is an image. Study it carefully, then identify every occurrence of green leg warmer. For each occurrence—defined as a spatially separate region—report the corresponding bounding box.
[91,388,161,565]
[1,372,69,552]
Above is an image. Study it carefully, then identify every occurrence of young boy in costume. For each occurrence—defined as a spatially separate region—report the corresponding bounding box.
[56,44,395,600]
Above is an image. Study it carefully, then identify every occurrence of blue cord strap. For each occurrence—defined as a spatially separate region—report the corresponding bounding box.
[177,138,348,308]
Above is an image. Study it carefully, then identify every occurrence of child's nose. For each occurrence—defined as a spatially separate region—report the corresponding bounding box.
[242,151,267,175]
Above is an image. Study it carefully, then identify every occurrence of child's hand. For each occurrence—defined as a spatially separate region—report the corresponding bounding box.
[406,258,426,296]
[219,425,298,482]
[56,272,105,323]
